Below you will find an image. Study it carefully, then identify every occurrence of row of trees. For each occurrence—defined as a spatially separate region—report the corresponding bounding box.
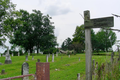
[0,0,57,54]
[61,25,117,53]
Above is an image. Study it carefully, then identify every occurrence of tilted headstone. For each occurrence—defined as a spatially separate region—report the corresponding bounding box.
[46,55,48,62]
[21,62,29,80]
[52,53,54,62]
[4,47,12,64]
[26,55,28,61]
[77,73,80,80]
[1,69,5,74]
[32,55,34,60]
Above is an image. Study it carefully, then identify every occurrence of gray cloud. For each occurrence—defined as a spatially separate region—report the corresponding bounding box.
[46,5,71,16]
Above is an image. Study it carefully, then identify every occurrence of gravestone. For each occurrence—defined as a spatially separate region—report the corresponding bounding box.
[4,47,12,64]
[1,69,5,74]
[56,52,58,57]
[69,55,70,58]
[0,53,1,57]
[46,55,48,62]
[37,59,40,62]
[0,62,2,65]
[79,57,80,61]
[52,53,54,62]
[12,53,13,56]
[32,55,34,60]
[28,53,30,56]
[26,55,28,61]
[18,52,19,56]
[21,62,29,80]
[61,57,63,59]
[48,53,50,57]
[77,73,80,80]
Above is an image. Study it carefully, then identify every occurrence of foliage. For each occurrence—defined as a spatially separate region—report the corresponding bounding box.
[0,0,16,46]
[96,28,116,52]
[9,9,57,53]
[72,25,117,52]
[61,37,72,50]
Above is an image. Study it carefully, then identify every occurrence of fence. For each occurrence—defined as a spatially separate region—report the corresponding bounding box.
[1,62,50,80]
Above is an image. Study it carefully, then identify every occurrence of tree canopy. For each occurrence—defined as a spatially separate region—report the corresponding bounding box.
[61,25,117,53]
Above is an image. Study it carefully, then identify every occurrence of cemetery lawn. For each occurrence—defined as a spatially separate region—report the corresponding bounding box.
[0,53,115,80]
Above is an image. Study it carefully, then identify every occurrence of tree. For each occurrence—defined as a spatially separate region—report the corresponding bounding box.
[10,9,35,53]
[96,28,116,52]
[72,25,85,52]
[61,37,72,50]
[10,9,57,53]
[0,0,16,46]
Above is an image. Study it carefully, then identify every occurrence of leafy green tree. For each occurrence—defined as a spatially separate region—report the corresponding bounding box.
[9,9,57,53]
[0,0,16,46]
[72,25,85,52]
[61,37,72,50]
[10,9,34,53]
[96,29,116,52]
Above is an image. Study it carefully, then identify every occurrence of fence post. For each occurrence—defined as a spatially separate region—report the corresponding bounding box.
[36,62,50,80]
[111,52,114,63]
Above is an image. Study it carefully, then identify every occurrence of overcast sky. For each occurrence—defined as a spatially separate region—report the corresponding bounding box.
[1,0,120,53]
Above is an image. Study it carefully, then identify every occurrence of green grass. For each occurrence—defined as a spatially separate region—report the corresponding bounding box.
[0,53,119,80]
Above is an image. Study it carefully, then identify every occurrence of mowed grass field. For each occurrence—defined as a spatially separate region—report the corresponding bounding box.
[0,53,117,80]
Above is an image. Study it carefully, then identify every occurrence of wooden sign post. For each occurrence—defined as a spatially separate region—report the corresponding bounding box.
[84,10,114,80]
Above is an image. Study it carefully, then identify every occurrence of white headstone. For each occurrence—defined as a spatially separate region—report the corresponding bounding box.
[56,52,58,57]
[77,73,80,80]
[69,55,70,58]
[22,62,29,80]
[28,53,30,56]
[48,53,50,57]
[18,52,19,56]
[4,47,12,64]
[26,56,28,61]
[12,53,13,56]
[79,57,80,61]
[46,55,48,62]
[52,53,54,62]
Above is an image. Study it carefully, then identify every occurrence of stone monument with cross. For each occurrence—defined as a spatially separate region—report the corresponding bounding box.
[4,46,12,64]
[84,10,114,80]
